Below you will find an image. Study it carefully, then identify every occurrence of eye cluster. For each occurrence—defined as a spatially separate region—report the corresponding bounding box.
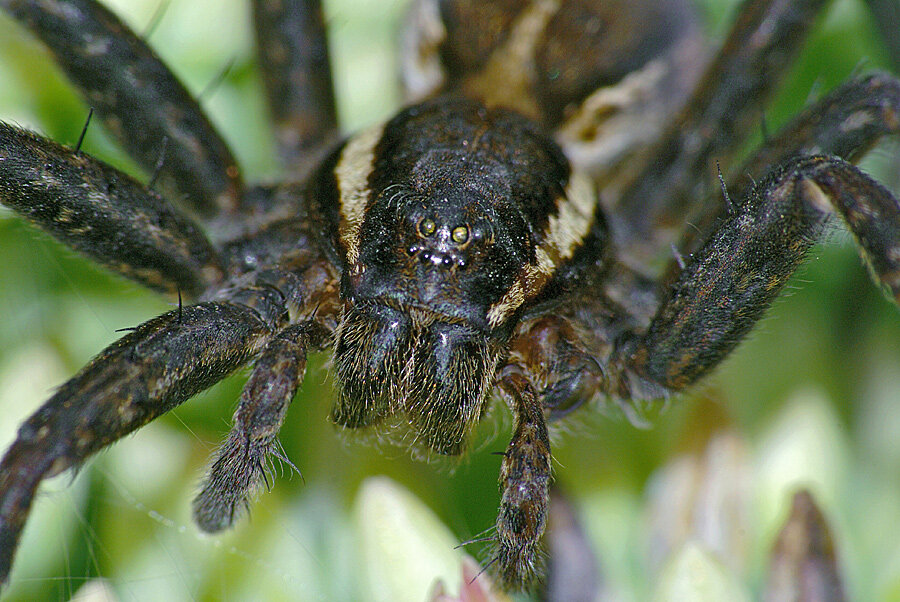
[407,213,492,271]
[417,216,469,244]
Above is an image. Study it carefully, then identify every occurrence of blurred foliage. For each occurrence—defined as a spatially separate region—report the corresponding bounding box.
[0,0,899,600]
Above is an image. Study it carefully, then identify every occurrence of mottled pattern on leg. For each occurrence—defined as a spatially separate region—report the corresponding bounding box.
[193,322,328,532]
[0,0,242,216]
[494,371,552,590]
[615,0,829,258]
[0,299,280,584]
[613,155,900,393]
[0,122,223,296]
[252,0,338,168]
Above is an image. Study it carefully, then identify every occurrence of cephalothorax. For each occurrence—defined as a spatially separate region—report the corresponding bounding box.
[1,0,899,594]
[324,98,606,457]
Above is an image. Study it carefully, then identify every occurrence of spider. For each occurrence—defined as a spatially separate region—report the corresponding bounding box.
[0,0,899,598]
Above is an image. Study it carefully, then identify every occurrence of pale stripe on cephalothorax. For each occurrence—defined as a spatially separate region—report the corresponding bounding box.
[487,170,597,327]
[334,122,385,267]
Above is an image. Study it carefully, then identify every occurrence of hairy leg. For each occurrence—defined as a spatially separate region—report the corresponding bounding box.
[0,293,286,587]
[0,122,223,296]
[252,0,338,169]
[612,0,829,263]
[667,73,900,272]
[0,0,243,218]
[193,321,328,532]
[610,155,900,395]
[486,314,607,588]
[494,370,552,590]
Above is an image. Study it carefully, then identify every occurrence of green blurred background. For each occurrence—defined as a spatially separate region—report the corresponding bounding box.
[0,0,899,600]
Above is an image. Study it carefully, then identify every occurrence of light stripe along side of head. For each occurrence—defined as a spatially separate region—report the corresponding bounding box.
[487,170,597,327]
[334,122,386,267]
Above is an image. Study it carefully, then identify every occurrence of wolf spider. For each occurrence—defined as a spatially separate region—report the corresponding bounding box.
[0,0,899,596]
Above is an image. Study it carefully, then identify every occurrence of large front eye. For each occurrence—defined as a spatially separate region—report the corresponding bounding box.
[418,217,436,237]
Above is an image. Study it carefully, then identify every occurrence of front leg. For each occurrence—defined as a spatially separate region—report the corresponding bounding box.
[251,0,338,167]
[0,122,223,297]
[494,370,552,590]
[615,0,829,251]
[0,297,279,587]
[193,321,328,532]
[1,0,243,217]
[664,73,900,276]
[611,154,900,394]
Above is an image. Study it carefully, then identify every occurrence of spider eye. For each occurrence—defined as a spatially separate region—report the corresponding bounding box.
[418,217,436,237]
[451,225,469,244]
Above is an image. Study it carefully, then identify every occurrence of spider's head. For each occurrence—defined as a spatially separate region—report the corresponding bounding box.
[346,153,532,332]
[331,155,526,455]
[323,98,598,454]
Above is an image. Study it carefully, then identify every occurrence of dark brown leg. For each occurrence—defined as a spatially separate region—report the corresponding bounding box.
[0,122,223,297]
[613,0,829,261]
[0,0,243,218]
[610,155,900,396]
[0,296,282,587]
[667,73,900,279]
[484,313,611,589]
[193,321,328,532]
[252,0,338,169]
[494,370,552,590]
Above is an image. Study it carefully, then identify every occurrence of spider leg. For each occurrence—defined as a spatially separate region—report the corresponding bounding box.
[612,0,829,259]
[192,321,329,533]
[252,0,338,169]
[0,294,284,587]
[0,122,223,297]
[671,73,900,271]
[0,0,243,218]
[484,314,613,589]
[609,155,900,395]
[493,369,552,591]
